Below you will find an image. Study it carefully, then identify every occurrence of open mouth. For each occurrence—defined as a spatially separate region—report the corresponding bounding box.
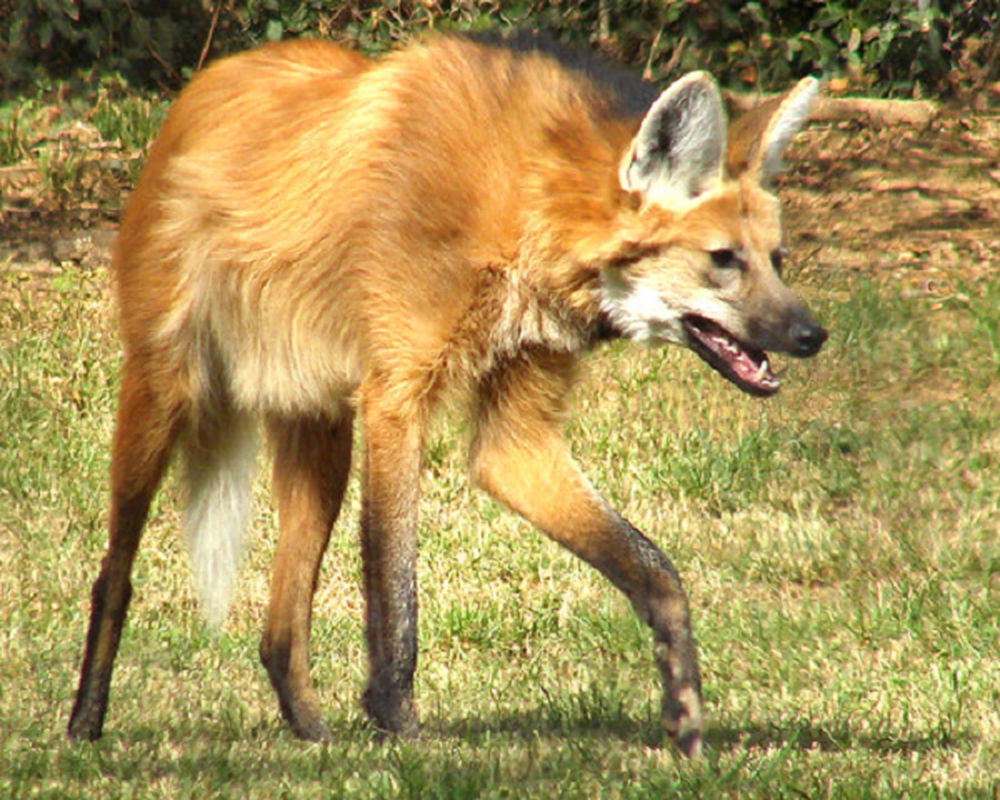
[682,315,780,397]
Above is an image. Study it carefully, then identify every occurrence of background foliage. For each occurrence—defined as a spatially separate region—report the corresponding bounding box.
[2,0,998,99]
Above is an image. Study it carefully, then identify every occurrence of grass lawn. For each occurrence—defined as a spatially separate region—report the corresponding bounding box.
[1,86,997,798]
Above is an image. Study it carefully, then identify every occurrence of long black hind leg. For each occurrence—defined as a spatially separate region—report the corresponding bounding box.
[69,358,186,740]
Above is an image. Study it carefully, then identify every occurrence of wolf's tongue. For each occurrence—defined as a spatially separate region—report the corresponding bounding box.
[682,316,780,396]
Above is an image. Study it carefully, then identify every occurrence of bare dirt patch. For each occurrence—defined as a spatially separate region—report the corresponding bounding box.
[784,109,999,298]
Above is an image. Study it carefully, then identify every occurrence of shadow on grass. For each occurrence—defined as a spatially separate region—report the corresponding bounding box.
[709,719,974,756]
[37,705,974,771]
[433,706,974,757]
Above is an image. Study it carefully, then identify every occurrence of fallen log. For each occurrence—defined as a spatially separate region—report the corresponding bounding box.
[726,92,938,128]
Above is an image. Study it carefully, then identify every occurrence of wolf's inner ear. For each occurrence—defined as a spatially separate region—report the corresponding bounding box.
[728,76,820,184]
[620,71,725,208]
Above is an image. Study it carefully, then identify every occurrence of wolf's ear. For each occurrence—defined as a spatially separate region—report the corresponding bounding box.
[620,71,725,208]
[727,76,820,183]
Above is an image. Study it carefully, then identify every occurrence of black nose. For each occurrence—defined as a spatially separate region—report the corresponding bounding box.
[790,319,828,357]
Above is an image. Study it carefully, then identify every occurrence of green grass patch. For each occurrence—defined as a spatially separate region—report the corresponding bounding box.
[90,91,168,154]
[1,211,998,796]
[0,75,170,202]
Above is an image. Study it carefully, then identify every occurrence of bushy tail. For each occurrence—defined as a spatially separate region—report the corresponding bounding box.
[182,412,258,626]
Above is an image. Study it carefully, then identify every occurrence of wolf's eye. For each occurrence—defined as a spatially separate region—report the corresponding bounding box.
[710,249,743,270]
[771,248,787,276]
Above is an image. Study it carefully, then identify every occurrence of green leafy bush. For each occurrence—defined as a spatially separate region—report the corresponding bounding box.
[2,0,997,98]
[1,0,210,91]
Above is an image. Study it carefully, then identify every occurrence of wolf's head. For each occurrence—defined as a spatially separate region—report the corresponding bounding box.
[599,73,827,396]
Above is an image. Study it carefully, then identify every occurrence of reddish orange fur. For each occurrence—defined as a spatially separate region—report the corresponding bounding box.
[69,36,826,756]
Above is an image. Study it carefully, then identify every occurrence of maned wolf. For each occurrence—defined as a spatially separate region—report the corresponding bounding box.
[68,34,827,757]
